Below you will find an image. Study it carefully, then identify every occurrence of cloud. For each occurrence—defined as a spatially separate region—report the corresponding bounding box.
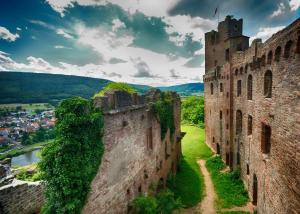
[132,57,156,78]
[170,69,180,78]
[112,19,126,32]
[0,26,20,42]
[54,45,72,49]
[270,3,285,18]
[289,0,300,11]
[56,28,74,39]
[250,26,285,43]
[184,54,204,68]
[16,27,22,31]
[109,58,127,64]
[29,20,56,30]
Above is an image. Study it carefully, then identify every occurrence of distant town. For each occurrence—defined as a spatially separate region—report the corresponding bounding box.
[0,103,55,155]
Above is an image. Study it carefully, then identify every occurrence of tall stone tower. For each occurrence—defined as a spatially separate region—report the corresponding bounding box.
[205,15,249,72]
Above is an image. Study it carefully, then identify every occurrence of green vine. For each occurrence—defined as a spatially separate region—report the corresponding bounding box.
[39,97,104,214]
[153,92,175,140]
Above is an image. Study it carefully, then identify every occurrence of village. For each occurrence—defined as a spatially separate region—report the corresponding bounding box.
[0,104,55,156]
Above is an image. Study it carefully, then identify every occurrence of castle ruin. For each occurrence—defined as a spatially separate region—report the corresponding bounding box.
[203,16,300,213]
[0,89,183,214]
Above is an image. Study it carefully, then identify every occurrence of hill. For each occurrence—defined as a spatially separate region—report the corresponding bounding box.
[0,72,203,104]
[158,82,204,96]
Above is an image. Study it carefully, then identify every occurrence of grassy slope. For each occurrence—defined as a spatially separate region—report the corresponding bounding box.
[168,125,212,207]
[206,156,249,209]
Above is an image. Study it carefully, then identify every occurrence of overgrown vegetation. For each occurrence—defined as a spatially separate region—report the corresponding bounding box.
[168,126,212,207]
[206,156,248,209]
[93,82,137,97]
[39,97,104,214]
[181,96,204,128]
[153,92,175,140]
[14,164,42,182]
[21,128,55,145]
[132,189,182,214]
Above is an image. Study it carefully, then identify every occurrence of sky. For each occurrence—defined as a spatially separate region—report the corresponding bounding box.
[0,0,299,86]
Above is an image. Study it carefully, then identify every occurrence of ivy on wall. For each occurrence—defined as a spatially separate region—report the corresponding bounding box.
[153,92,175,140]
[39,97,104,214]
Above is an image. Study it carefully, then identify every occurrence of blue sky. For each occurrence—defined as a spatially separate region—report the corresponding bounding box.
[0,0,299,86]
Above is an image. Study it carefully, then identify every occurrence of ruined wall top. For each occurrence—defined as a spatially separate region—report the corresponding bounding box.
[93,89,180,114]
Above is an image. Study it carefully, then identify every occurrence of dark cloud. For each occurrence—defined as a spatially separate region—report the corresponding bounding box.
[170,69,180,79]
[132,57,156,78]
[184,54,204,68]
[169,0,298,36]
[109,57,127,64]
[108,72,122,78]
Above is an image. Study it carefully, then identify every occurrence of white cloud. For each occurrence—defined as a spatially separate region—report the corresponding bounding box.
[16,27,22,31]
[56,28,74,39]
[0,26,20,42]
[250,26,285,43]
[54,45,72,49]
[289,0,300,11]
[112,19,126,32]
[270,3,285,18]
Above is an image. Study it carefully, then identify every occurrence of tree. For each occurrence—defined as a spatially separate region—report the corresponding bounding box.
[21,132,30,145]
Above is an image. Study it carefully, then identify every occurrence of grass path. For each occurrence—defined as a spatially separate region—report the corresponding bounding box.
[168,125,212,207]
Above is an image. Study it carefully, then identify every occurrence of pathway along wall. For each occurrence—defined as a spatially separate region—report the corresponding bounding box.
[204,17,300,213]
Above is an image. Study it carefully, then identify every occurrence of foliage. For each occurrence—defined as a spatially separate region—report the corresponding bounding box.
[22,128,55,145]
[39,97,104,214]
[181,96,204,128]
[168,125,212,207]
[153,92,175,140]
[132,189,182,214]
[16,168,41,182]
[206,156,248,209]
[93,82,137,97]
[133,195,157,214]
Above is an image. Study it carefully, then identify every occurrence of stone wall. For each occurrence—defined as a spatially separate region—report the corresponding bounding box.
[0,160,44,214]
[204,17,300,213]
[82,90,182,214]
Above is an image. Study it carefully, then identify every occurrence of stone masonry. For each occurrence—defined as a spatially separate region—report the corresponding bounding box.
[203,16,300,213]
[82,89,183,214]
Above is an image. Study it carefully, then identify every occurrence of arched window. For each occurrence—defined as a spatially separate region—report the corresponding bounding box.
[210,83,214,95]
[253,174,258,205]
[220,83,223,92]
[267,51,272,64]
[220,111,223,120]
[275,46,281,61]
[247,75,253,100]
[240,67,243,74]
[235,69,238,75]
[284,40,293,58]
[245,64,248,73]
[261,123,271,154]
[248,115,253,135]
[261,54,266,66]
[237,80,242,97]
[236,110,242,134]
[264,70,272,98]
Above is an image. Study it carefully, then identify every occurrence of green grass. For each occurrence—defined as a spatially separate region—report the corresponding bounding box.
[206,156,249,209]
[0,141,52,160]
[0,103,53,111]
[168,125,212,207]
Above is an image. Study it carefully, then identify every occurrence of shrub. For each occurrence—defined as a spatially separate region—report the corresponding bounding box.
[181,96,204,128]
[39,97,104,214]
[132,189,182,214]
[94,82,136,97]
[153,92,175,140]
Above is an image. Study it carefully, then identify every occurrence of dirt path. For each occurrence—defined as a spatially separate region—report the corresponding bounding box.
[198,160,216,214]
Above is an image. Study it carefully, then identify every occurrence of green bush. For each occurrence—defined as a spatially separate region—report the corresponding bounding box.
[132,189,182,214]
[181,96,204,128]
[39,97,104,214]
[153,92,175,140]
[206,156,248,209]
[94,82,136,97]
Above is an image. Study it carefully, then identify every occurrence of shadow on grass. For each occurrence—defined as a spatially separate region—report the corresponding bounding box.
[168,157,203,207]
